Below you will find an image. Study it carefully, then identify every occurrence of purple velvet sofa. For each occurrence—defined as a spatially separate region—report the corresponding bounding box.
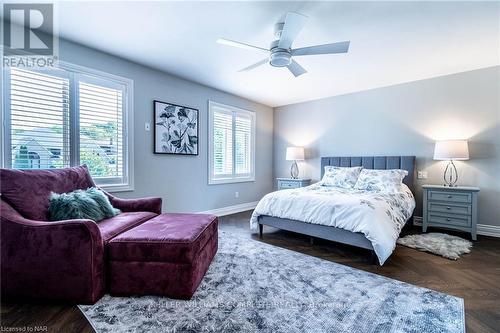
[1,165,218,304]
[0,165,163,304]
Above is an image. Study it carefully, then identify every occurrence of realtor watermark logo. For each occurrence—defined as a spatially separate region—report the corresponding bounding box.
[2,3,58,68]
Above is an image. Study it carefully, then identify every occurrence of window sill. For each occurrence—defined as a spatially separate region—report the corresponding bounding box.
[208,177,255,185]
[98,183,134,193]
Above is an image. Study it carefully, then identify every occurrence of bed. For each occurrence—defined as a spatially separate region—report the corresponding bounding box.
[251,156,416,265]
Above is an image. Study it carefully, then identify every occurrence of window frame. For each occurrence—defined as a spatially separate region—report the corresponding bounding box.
[1,61,134,192]
[208,100,256,185]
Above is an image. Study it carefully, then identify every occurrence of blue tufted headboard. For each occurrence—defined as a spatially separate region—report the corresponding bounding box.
[320,156,416,193]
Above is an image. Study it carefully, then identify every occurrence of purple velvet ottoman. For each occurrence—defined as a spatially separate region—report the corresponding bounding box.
[107,213,218,299]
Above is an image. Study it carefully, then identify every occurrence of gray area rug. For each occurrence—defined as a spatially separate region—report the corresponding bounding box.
[80,231,464,333]
[397,233,472,260]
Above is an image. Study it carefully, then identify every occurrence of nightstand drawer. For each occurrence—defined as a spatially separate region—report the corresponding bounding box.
[428,190,472,203]
[428,212,471,227]
[279,181,300,189]
[276,178,311,190]
[428,202,471,216]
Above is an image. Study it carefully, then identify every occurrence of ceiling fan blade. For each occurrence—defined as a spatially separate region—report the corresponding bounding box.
[238,58,269,72]
[287,60,307,77]
[217,38,268,52]
[292,41,350,56]
[278,12,308,50]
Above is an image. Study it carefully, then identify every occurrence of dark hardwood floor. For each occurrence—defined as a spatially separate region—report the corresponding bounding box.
[2,210,500,332]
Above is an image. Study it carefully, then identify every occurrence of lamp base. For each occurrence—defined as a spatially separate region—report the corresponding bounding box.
[443,160,459,187]
[290,161,299,179]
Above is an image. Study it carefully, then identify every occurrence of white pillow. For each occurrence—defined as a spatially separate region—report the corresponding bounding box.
[321,166,363,189]
[354,169,408,193]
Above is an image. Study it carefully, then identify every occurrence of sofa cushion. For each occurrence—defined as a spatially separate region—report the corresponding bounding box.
[98,211,157,243]
[108,213,218,263]
[49,188,120,222]
[0,165,95,221]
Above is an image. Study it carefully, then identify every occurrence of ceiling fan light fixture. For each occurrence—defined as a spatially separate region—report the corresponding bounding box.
[269,51,292,67]
[218,11,349,76]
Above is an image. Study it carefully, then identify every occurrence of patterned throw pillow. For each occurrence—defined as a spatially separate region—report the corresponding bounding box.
[354,169,408,192]
[321,166,363,189]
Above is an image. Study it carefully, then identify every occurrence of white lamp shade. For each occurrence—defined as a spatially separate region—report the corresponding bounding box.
[433,140,469,160]
[286,147,305,161]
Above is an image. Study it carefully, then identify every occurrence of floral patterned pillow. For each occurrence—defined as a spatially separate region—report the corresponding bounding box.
[354,169,408,192]
[321,166,363,189]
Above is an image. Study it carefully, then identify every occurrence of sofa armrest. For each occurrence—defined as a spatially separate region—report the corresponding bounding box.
[0,200,105,304]
[104,192,162,214]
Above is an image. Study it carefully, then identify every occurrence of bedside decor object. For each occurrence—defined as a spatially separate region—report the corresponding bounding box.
[433,140,469,187]
[422,185,479,240]
[154,100,199,155]
[397,233,472,260]
[286,147,305,179]
[277,178,311,190]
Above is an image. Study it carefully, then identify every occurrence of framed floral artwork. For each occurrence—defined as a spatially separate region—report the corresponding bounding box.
[154,100,199,155]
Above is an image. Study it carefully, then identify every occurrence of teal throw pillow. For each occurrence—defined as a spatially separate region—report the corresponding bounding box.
[48,187,120,222]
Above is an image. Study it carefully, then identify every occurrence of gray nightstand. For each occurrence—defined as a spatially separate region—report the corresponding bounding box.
[422,185,480,240]
[277,178,311,190]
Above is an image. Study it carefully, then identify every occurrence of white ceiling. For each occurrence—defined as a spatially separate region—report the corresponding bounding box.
[34,1,500,106]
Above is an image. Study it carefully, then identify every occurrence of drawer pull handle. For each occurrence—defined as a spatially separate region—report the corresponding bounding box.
[447,218,451,221]
[446,207,451,210]
[447,195,452,198]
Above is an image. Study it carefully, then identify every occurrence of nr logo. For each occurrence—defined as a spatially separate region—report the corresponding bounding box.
[3,3,54,56]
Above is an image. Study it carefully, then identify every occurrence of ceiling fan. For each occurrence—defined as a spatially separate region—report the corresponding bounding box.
[217,12,350,77]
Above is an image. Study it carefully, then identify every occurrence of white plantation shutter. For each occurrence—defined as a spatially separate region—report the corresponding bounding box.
[234,114,252,175]
[209,101,255,184]
[212,109,233,176]
[9,68,70,169]
[3,64,133,190]
[78,79,125,182]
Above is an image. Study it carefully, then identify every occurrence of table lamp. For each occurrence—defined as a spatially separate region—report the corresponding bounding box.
[286,147,304,179]
[433,140,469,187]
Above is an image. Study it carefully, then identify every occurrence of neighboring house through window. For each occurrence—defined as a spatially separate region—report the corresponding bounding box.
[2,63,134,191]
[208,101,255,184]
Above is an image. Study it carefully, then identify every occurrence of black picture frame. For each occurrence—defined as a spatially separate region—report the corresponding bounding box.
[153,100,199,155]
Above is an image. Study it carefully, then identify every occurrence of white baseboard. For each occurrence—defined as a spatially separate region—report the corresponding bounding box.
[476,224,500,238]
[198,201,258,217]
[413,216,500,238]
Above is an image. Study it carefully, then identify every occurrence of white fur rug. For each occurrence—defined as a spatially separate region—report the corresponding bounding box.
[397,233,472,260]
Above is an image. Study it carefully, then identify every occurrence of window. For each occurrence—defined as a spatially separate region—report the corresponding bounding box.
[208,101,255,184]
[78,79,126,185]
[2,63,133,191]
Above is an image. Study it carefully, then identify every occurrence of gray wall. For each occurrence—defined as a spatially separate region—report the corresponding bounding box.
[274,66,500,227]
[58,39,274,213]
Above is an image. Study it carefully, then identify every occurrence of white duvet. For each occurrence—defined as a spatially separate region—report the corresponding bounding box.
[250,183,415,265]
